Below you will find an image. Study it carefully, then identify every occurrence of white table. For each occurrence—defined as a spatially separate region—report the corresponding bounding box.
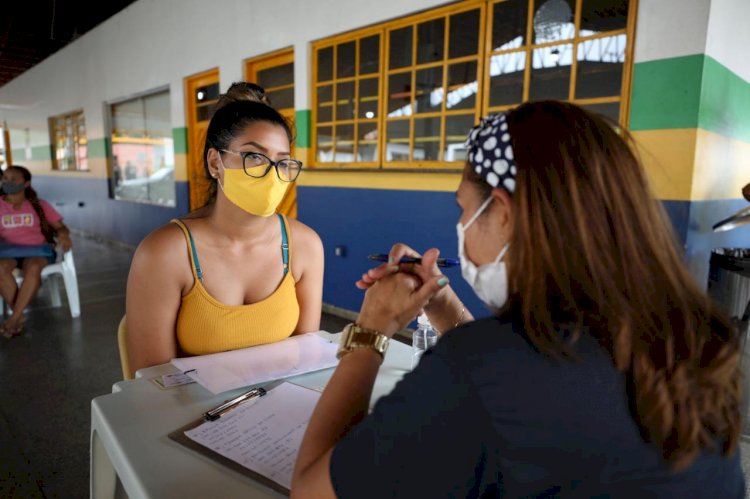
[90,331,413,498]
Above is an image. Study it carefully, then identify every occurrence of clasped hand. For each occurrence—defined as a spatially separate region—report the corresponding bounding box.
[355,244,451,337]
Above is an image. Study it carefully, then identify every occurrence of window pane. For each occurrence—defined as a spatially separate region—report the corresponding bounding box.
[389,27,413,69]
[358,77,379,119]
[492,0,528,50]
[195,83,219,104]
[337,41,356,78]
[529,44,572,100]
[111,91,175,206]
[413,117,441,161]
[580,0,629,34]
[532,0,575,43]
[388,72,412,117]
[196,104,214,122]
[575,34,625,99]
[266,87,294,110]
[385,120,410,162]
[447,61,477,110]
[489,51,526,107]
[334,124,354,162]
[444,114,475,162]
[257,63,294,89]
[415,67,443,114]
[581,102,620,124]
[417,18,444,64]
[357,122,378,162]
[359,35,380,75]
[317,47,334,82]
[335,81,355,121]
[316,126,333,162]
[317,85,333,123]
[449,9,480,59]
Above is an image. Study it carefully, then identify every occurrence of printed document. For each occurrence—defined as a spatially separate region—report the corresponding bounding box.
[171,332,339,394]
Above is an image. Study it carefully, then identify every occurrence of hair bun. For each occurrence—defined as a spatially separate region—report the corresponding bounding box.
[215,82,271,111]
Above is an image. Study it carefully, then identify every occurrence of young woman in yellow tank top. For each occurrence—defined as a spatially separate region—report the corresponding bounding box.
[125,83,324,375]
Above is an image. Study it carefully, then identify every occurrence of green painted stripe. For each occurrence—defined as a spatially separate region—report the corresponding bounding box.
[630,54,703,131]
[88,137,110,158]
[11,148,24,160]
[10,146,50,162]
[630,54,750,143]
[700,56,750,144]
[173,127,188,155]
[295,109,311,148]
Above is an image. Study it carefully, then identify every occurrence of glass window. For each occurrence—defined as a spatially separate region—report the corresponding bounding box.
[417,19,445,64]
[314,32,383,164]
[257,62,294,111]
[312,0,635,169]
[195,83,219,123]
[49,110,88,171]
[389,27,413,69]
[110,90,175,207]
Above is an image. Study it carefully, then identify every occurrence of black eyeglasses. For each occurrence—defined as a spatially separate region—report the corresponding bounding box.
[219,150,302,182]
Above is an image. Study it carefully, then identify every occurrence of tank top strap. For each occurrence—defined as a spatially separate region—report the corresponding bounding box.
[278,213,291,276]
[170,219,203,282]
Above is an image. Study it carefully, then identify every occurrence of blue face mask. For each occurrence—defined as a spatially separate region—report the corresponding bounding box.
[2,182,25,195]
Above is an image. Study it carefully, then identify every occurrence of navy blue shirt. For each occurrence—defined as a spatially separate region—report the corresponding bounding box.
[330,316,745,498]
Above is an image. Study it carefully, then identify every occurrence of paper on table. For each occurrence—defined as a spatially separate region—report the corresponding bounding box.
[184,382,320,491]
[171,332,338,394]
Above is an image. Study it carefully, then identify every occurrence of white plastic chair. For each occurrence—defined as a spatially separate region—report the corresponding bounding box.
[40,249,81,318]
[1,249,81,318]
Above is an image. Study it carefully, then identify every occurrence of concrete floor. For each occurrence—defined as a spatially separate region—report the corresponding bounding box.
[0,235,748,498]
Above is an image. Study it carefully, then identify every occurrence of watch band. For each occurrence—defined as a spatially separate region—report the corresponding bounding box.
[337,323,389,360]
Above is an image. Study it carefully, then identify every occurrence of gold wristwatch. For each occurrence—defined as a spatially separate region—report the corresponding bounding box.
[337,323,389,360]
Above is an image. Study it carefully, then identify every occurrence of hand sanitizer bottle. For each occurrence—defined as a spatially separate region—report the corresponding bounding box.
[412,313,438,369]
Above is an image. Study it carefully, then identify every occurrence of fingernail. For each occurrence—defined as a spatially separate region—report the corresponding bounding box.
[437,277,449,287]
[388,256,394,263]
[388,265,399,272]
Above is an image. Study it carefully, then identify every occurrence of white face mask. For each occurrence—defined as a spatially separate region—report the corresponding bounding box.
[456,196,510,310]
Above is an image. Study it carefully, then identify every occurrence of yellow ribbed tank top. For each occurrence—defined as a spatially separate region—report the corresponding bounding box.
[172,215,300,355]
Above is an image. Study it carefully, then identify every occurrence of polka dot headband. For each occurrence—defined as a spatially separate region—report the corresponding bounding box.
[466,113,517,193]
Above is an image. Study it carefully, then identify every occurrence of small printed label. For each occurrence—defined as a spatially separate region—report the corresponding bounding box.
[152,372,196,389]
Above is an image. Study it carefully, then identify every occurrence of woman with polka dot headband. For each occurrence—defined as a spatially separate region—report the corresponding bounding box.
[292,101,744,498]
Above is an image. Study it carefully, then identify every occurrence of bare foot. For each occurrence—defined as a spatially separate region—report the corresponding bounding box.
[1,316,26,338]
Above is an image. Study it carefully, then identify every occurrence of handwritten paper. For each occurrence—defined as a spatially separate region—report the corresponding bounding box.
[171,332,339,394]
[184,382,320,490]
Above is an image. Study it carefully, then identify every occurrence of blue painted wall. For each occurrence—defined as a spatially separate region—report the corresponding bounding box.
[30,177,748,316]
[33,175,190,247]
[297,186,490,320]
[298,187,750,316]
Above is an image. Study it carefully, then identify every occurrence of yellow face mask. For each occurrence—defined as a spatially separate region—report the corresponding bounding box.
[218,159,289,217]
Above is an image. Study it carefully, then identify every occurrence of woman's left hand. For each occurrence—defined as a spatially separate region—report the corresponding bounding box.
[58,234,73,252]
[356,270,449,337]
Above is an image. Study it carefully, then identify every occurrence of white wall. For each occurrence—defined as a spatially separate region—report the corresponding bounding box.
[705,0,750,80]
[0,0,450,145]
[633,0,710,63]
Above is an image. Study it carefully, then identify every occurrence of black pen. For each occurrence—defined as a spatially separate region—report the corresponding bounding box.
[203,387,267,421]
[368,253,460,268]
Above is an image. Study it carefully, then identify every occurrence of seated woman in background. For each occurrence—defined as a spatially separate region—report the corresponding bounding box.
[0,165,73,337]
[125,82,323,375]
[292,101,744,498]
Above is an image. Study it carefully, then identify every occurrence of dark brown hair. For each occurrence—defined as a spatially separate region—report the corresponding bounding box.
[466,101,740,470]
[200,82,293,207]
[5,165,55,243]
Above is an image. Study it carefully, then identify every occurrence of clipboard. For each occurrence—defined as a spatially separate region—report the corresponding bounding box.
[167,380,319,496]
[168,420,290,496]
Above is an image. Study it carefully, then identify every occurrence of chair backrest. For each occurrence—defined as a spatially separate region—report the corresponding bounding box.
[118,315,133,380]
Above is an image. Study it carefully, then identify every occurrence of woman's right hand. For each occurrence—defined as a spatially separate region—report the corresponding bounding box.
[356,243,467,332]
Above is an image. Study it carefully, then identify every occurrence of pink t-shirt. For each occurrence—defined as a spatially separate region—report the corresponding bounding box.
[0,198,63,246]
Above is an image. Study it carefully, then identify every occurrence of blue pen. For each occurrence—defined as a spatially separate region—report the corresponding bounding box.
[368,253,460,268]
